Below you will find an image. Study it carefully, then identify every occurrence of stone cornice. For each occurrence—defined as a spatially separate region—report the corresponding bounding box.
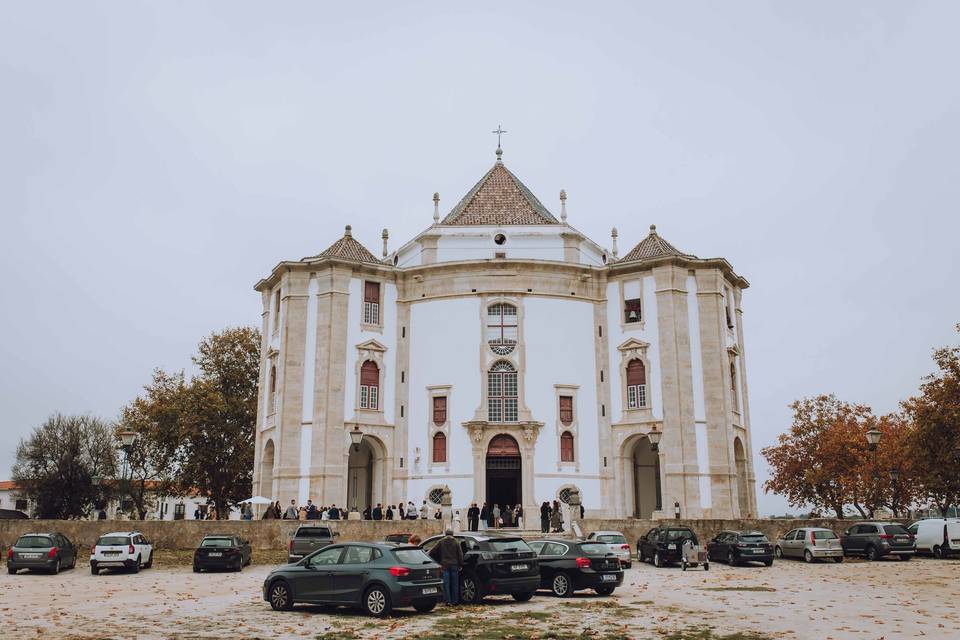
[609,255,749,290]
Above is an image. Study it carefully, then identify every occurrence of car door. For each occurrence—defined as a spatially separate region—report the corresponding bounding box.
[537,542,566,587]
[779,530,795,557]
[297,546,344,602]
[59,535,75,566]
[328,546,378,603]
[844,525,863,554]
[787,530,803,557]
[642,529,658,558]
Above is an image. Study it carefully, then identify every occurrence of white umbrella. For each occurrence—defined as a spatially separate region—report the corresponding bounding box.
[239,496,273,504]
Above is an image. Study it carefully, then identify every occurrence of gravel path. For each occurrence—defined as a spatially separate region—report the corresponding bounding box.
[3,556,958,639]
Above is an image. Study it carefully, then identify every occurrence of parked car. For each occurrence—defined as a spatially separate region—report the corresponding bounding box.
[288,525,339,563]
[193,535,252,572]
[707,531,774,566]
[90,531,154,574]
[6,533,78,575]
[774,528,843,563]
[637,526,699,568]
[841,522,915,561]
[584,531,632,568]
[383,533,413,544]
[263,542,442,617]
[528,539,623,597]
[420,532,539,604]
[907,518,960,559]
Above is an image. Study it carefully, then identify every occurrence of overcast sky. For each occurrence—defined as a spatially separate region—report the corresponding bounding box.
[2,2,958,516]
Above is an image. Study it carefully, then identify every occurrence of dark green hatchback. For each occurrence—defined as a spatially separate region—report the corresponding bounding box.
[262,542,442,617]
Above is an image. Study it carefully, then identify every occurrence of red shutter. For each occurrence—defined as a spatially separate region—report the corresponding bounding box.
[432,396,447,426]
[433,432,447,463]
[560,432,574,462]
[559,396,573,425]
[364,281,380,303]
[626,359,646,386]
[360,361,379,386]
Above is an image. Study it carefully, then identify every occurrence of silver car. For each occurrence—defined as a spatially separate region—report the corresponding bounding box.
[775,527,844,563]
[585,531,632,568]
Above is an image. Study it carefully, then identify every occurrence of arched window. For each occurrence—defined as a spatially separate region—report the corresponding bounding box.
[432,432,447,463]
[559,395,574,426]
[359,361,379,410]
[488,360,518,422]
[269,365,277,394]
[268,365,277,413]
[626,359,647,409]
[487,303,518,355]
[432,396,447,426]
[560,431,574,462]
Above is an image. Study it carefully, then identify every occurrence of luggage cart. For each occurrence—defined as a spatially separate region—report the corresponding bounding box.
[680,538,709,571]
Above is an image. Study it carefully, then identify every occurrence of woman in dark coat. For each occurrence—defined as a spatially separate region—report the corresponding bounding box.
[502,504,513,528]
[540,501,550,533]
[550,500,562,532]
[480,503,490,530]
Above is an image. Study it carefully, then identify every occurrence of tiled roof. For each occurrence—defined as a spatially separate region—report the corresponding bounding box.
[311,226,382,264]
[619,225,693,262]
[442,157,558,226]
[0,480,18,491]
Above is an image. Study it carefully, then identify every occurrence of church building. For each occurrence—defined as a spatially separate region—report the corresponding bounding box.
[252,145,756,520]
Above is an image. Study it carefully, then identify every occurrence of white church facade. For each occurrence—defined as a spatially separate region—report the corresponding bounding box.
[252,147,757,520]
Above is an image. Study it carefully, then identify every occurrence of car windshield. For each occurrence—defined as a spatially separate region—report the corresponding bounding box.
[488,539,533,553]
[201,538,234,548]
[884,525,910,535]
[297,528,331,537]
[97,536,130,546]
[579,543,610,555]
[394,549,433,564]
[595,534,627,544]
[739,534,769,543]
[812,531,838,540]
[665,529,695,541]
[15,536,53,548]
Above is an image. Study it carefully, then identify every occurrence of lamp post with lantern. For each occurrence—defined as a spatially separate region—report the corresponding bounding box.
[116,430,139,519]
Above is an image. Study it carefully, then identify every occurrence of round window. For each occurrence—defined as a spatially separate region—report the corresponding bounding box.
[428,487,445,506]
[559,487,575,504]
[494,233,506,245]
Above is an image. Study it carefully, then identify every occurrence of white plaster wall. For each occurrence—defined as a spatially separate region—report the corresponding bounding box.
[606,276,662,425]
[436,230,565,262]
[534,476,602,513]
[406,297,481,508]
[342,279,398,425]
[686,276,712,509]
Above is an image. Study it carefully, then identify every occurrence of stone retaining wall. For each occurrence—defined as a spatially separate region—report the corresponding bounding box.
[0,517,876,551]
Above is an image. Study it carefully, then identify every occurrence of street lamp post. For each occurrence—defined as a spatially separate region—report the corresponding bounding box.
[647,427,662,452]
[116,430,139,518]
[888,467,901,517]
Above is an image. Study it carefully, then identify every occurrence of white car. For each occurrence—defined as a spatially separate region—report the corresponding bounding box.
[907,518,960,559]
[585,530,632,568]
[90,531,154,575]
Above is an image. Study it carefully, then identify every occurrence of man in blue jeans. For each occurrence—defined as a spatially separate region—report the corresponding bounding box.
[428,528,464,605]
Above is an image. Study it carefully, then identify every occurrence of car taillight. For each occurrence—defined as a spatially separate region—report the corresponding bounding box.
[288,540,293,552]
[576,557,591,569]
[6,548,12,559]
[879,534,893,540]
[620,544,630,550]
[389,566,410,577]
[90,546,96,555]
[48,547,58,558]
[810,531,816,545]
[129,544,135,554]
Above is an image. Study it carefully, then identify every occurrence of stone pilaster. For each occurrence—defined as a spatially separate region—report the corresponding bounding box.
[275,271,311,502]
[252,289,272,498]
[393,300,412,501]
[734,288,758,516]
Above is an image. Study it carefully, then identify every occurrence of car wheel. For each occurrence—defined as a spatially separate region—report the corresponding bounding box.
[595,586,615,596]
[7,567,16,575]
[774,546,783,559]
[804,550,814,564]
[932,545,943,559]
[131,556,141,573]
[460,573,481,604]
[704,562,710,571]
[653,552,663,568]
[193,564,201,573]
[833,556,844,564]
[234,558,243,572]
[268,580,294,611]
[624,562,632,569]
[763,559,773,567]
[144,553,153,569]
[551,572,572,597]
[51,558,61,575]
[90,563,98,576]
[413,600,436,613]
[363,585,392,618]
[865,546,877,561]
[727,550,737,566]
[899,554,912,561]
[512,591,535,602]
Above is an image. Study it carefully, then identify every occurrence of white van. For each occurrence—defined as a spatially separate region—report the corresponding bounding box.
[907,519,960,559]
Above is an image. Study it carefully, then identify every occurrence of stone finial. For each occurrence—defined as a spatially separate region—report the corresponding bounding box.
[649,224,657,235]
[495,146,503,163]
[433,192,440,223]
[560,189,567,222]
[344,224,353,237]
[611,227,618,258]
[381,228,389,257]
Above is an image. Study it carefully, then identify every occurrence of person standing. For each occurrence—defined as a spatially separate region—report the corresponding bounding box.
[492,504,501,529]
[408,501,417,520]
[479,503,490,530]
[372,503,383,521]
[274,501,282,519]
[284,500,297,520]
[502,504,513,528]
[515,504,523,529]
[262,503,275,519]
[420,500,429,519]
[386,505,394,520]
[328,504,340,520]
[298,504,307,520]
[428,528,463,606]
[306,500,317,520]
[363,505,372,520]
[550,500,562,533]
[398,503,405,520]
[540,501,550,533]
[467,503,480,532]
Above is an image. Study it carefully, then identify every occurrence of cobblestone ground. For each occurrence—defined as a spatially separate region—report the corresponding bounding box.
[3,555,958,639]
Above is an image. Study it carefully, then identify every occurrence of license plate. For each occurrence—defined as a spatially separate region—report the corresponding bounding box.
[208,552,222,557]
[895,536,908,543]
[511,564,529,572]
[601,574,617,582]
[105,551,121,556]
[752,549,763,554]
[22,553,41,559]
[422,587,438,595]
[667,543,676,549]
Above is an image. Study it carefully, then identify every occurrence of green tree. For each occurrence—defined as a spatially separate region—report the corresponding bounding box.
[903,324,960,515]
[12,414,117,519]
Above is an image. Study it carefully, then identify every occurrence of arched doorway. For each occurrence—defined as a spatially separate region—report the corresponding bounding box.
[260,440,275,500]
[347,439,376,511]
[631,436,661,519]
[486,434,521,509]
[734,437,750,517]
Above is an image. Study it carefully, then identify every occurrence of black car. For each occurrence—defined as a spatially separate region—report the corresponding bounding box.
[528,539,623,597]
[637,526,699,568]
[193,535,252,572]
[263,542,442,617]
[421,533,540,604]
[707,530,774,566]
[841,522,915,561]
[7,533,78,574]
